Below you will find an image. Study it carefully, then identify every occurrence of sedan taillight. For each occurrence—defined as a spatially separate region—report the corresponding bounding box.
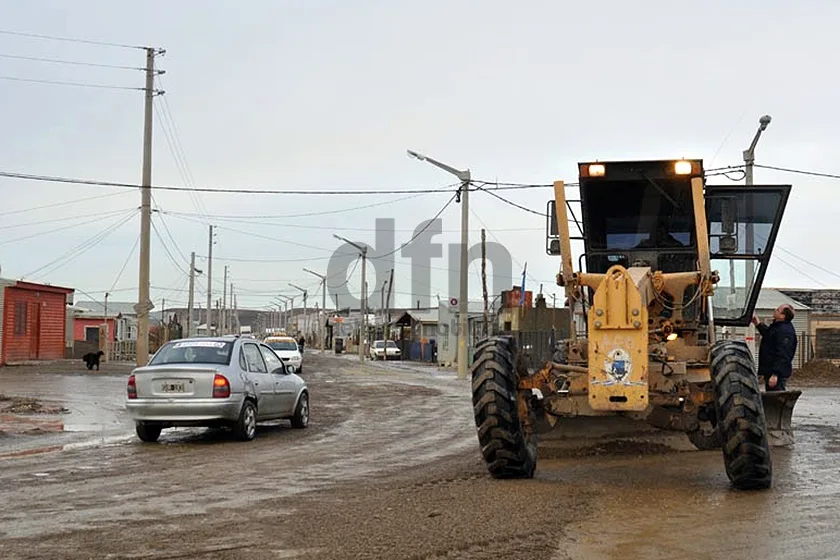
[213,374,231,398]
[127,375,137,399]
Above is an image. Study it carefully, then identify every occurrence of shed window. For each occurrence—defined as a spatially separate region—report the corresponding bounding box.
[14,302,27,336]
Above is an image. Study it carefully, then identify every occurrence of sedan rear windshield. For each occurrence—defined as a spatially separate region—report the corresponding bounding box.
[149,340,234,366]
[267,341,299,352]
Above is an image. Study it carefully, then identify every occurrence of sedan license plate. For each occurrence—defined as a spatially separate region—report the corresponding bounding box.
[161,382,186,393]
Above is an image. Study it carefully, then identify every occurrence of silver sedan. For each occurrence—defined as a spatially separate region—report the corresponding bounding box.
[125,336,309,442]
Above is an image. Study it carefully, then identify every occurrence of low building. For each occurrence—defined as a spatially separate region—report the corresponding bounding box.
[71,307,119,360]
[0,279,74,365]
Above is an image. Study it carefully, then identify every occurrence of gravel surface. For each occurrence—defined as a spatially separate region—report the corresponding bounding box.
[0,354,839,559]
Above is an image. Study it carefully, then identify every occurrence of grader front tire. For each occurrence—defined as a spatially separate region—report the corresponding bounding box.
[711,340,773,490]
[471,336,537,479]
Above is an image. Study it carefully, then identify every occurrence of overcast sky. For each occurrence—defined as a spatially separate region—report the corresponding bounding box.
[0,0,837,314]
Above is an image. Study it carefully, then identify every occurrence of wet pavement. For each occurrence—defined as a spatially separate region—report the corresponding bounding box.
[0,355,837,559]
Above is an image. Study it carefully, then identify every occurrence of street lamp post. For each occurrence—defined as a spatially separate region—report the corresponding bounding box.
[743,114,772,359]
[276,294,292,332]
[289,284,307,340]
[304,268,328,354]
[334,234,367,362]
[407,149,471,379]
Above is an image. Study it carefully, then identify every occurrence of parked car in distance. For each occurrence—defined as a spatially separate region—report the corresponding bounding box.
[369,339,401,361]
[264,336,304,373]
[125,336,309,443]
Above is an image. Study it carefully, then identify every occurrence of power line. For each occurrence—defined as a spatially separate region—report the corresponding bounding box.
[755,164,840,181]
[0,29,146,50]
[109,233,141,293]
[476,185,545,216]
[0,208,137,246]
[369,192,459,259]
[0,207,132,231]
[22,209,137,279]
[0,75,143,91]
[160,209,543,233]
[0,52,145,70]
[0,190,133,217]
[0,170,553,195]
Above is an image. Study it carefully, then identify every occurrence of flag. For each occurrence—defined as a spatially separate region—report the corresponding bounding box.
[519,263,527,307]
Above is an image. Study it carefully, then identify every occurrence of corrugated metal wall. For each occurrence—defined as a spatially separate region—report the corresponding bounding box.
[0,280,17,364]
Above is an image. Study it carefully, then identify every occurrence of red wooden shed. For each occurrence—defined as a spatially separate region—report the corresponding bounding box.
[0,280,74,365]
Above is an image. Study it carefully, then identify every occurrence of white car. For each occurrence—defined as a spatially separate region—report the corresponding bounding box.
[370,340,401,361]
[264,336,304,373]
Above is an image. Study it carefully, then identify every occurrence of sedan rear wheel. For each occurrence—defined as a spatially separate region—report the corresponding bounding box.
[136,422,162,443]
[233,400,257,441]
[292,392,309,429]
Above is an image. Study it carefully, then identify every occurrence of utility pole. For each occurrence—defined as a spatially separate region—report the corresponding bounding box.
[136,47,163,367]
[229,283,234,334]
[206,224,214,336]
[289,284,307,339]
[303,268,328,353]
[406,150,470,378]
[385,269,394,339]
[233,293,239,333]
[482,229,489,338]
[334,235,367,361]
[187,252,202,338]
[221,266,228,336]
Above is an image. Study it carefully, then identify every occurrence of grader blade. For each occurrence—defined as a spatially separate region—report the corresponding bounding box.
[761,390,802,447]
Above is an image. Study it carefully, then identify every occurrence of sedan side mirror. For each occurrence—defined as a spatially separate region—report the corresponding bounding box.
[285,364,297,375]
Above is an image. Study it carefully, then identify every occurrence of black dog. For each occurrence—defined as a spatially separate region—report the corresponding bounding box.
[82,350,105,371]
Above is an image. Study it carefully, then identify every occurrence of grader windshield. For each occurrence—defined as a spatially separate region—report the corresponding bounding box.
[577,160,701,275]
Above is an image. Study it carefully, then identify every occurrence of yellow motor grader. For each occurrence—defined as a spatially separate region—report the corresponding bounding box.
[470,159,800,490]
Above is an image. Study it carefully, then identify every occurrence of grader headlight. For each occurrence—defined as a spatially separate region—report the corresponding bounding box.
[588,163,606,177]
[674,160,693,175]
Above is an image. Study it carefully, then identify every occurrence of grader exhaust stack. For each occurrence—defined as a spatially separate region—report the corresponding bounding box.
[470,158,795,490]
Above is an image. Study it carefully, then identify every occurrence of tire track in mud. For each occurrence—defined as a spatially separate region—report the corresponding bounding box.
[0,354,477,544]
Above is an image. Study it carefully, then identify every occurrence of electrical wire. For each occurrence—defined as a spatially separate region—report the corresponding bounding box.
[0,170,474,195]
[108,233,141,293]
[0,52,145,70]
[369,192,458,259]
[0,190,133,217]
[150,216,190,275]
[22,209,137,279]
[150,202,190,265]
[0,207,132,230]
[755,164,840,181]
[0,207,137,246]
[0,29,147,50]
[0,75,144,91]
[475,185,545,216]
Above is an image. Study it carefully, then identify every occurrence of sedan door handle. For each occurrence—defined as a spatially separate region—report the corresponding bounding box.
[254,382,259,385]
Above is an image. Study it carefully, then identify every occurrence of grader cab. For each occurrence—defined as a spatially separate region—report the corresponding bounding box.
[470,159,800,490]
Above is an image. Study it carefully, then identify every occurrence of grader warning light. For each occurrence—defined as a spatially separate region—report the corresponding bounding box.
[470,157,799,491]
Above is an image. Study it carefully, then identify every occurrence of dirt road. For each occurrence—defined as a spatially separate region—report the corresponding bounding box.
[0,355,838,559]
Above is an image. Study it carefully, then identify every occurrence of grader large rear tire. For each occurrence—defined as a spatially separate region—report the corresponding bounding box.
[710,340,772,490]
[471,336,537,479]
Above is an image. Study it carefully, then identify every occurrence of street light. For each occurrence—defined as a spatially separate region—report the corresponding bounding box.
[743,114,771,359]
[289,284,307,339]
[304,268,328,354]
[334,234,368,362]
[407,149,471,379]
[276,294,293,332]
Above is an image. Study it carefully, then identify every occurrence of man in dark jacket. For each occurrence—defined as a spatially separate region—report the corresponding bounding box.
[753,304,797,391]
